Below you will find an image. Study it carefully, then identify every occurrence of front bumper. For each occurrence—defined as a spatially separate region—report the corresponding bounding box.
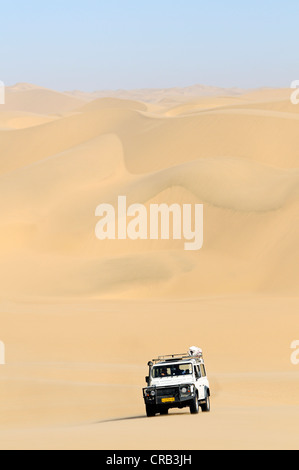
[143,385,195,407]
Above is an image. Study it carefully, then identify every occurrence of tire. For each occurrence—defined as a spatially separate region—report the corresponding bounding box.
[190,395,199,414]
[146,405,156,417]
[201,395,211,413]
[160,408,169,415]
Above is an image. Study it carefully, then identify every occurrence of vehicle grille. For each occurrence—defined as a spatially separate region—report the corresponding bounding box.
[157,387,179,398]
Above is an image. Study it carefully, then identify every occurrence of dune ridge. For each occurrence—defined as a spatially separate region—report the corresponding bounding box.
[0,86,298,299]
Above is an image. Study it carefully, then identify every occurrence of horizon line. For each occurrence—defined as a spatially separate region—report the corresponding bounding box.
[4,81,292,95]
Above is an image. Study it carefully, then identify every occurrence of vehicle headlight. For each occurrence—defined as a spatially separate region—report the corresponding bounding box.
[150,390,156,396]
[180,385,194,396]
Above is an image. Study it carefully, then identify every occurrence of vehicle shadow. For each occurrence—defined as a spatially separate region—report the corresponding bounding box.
[96,415,146,424]
[96,411,190,424]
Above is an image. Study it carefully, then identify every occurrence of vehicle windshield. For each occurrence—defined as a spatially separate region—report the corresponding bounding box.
[152,363,193,378]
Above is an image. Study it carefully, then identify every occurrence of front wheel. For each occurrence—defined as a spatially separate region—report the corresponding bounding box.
[190,395,199,414]
[146,405,157,417]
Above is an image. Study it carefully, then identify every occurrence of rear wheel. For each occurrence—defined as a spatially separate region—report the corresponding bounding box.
[146,405,157,417]
[190,395,199,414]
[201,395,211,413]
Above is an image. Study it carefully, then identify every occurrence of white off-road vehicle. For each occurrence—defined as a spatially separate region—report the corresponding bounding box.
[143,349,211,417]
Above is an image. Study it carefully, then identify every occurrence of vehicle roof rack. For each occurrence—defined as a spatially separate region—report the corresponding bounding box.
[151,352,203,364]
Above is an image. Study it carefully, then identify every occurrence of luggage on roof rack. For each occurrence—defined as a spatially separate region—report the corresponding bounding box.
[151,350,203,364]
[154,353,190,363]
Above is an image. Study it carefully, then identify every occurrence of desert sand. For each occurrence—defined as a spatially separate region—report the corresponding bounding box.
[0,84,298,449]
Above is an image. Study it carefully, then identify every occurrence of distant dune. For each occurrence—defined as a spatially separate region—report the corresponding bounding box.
[0,84,298,299]
[64,83,247,104]
[4,83,85,114]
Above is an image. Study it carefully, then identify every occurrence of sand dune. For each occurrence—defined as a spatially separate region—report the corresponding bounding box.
[0,111,58,130]
[0,84,298,449]
[4,83,85,115]
[0,86,298,299]
[77,97,148,113]
[65,83,247,104]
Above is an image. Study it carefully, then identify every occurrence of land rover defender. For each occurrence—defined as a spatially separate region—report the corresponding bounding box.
[143,351,210,417]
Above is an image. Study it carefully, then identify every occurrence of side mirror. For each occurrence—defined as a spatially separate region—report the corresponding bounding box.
[145,376,149,385]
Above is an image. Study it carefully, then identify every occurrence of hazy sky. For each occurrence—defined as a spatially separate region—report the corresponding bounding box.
[1,0,298,91]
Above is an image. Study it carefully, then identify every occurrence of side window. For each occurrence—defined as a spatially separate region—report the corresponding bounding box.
[195,365,201,380]
[200,364,206,378]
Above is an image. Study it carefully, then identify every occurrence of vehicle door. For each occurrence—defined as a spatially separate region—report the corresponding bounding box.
[194,364,206,399]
